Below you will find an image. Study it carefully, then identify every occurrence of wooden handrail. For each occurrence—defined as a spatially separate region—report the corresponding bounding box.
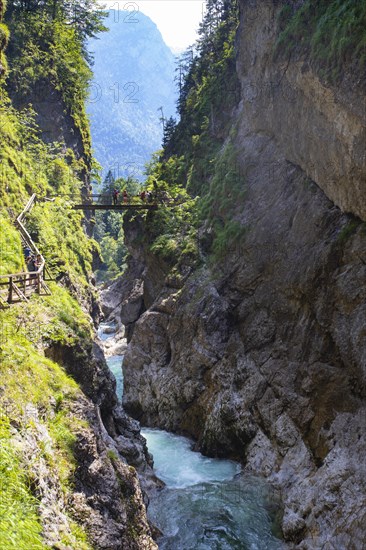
[0,271,34,279]
[0,267,44,279]
[0,193,50,305]
[17,193,37,223]
[15,192,45,275]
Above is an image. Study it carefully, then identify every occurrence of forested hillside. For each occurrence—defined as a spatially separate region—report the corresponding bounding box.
[87,9,177,181]
[122,0,241,267]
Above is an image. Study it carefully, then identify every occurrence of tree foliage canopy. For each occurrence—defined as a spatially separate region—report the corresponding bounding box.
[5,0,107,158]
[163,0,240,195]
[6,0,107,45]
[143,0,241,265]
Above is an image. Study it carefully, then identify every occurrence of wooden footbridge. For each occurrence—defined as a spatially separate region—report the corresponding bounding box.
[0,194,51,308]
[67,193,183,211]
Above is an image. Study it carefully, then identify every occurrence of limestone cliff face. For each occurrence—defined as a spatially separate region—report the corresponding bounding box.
[121,1,366,547]
[237,0,366,222]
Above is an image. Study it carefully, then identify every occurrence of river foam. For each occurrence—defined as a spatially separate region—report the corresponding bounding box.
[100,322,285,549]
[142,428,285,550]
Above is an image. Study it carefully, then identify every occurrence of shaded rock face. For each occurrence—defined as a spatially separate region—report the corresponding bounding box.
[123,181,366,548]
[100,214,171,340]
[100,256,145,342]
[121,1,366,547]
[18,399,157,550]
[237,0,366,222]
[44,338,158,549]
[71,397,158,550]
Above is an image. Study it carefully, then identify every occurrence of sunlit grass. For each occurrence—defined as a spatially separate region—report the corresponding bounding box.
[0,302,92,547]
[0,418,45,550]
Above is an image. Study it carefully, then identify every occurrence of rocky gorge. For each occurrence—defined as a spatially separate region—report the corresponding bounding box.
[2,0,365,547]
[99,1,366,548]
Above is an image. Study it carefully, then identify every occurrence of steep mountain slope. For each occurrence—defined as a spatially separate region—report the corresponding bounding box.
[112,1,366,547]
[0,3,156,547]
[87,9,177,180]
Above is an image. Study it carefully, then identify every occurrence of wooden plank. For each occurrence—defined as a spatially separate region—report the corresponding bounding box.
[0,267,45,281]
[41,281,51,295]
[0,271,29,280]
[1,194,52,306]
[37,273,41,295]
[16,193,36,224]
[44,266,54,281]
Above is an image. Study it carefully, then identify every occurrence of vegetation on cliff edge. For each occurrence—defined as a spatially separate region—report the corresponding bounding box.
[4,0,107,162]
[275,0,366,82]
[0,102,95,547]
[130,0,243,270]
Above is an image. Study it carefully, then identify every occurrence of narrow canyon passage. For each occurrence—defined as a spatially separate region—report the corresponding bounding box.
[2,0,365,547]
[98,322,286,549]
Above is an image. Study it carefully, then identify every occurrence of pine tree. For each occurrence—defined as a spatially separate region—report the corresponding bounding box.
[162,116,177,149]
[102,170,115,196]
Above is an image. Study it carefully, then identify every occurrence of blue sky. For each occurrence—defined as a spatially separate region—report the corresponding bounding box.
[101,1,204,52]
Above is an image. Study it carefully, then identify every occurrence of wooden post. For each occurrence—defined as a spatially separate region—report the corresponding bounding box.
[37,272,41,294]
[8,277,13,303]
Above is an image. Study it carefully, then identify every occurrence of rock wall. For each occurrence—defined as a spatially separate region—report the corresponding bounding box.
[42,338,158,549]
[121,1,366,548]
[237,0,366,222]
[27,81,88,162]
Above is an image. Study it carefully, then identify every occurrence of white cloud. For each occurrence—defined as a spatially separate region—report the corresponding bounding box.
[101,0,204,51]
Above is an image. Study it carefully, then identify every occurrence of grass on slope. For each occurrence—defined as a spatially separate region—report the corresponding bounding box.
[0,96,98,292]
[0,418,45,549]
[0,289,93,549]
[276,0,366,81]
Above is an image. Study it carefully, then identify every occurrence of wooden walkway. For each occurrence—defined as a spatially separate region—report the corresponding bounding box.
[0,194,52,307]
[0,191,184,306]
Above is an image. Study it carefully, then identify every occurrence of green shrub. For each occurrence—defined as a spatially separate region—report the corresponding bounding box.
[0,214,24,275]
[198,140,247,259]
[337,218,360,243]
[0,22,9,49]
[211,219,247,262]
[4,10,99,160]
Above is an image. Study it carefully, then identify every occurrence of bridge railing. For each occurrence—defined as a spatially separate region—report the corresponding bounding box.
[43,193,177,205]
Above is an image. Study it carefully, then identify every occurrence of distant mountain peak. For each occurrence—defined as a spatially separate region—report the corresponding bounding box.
[87,9,177,181]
